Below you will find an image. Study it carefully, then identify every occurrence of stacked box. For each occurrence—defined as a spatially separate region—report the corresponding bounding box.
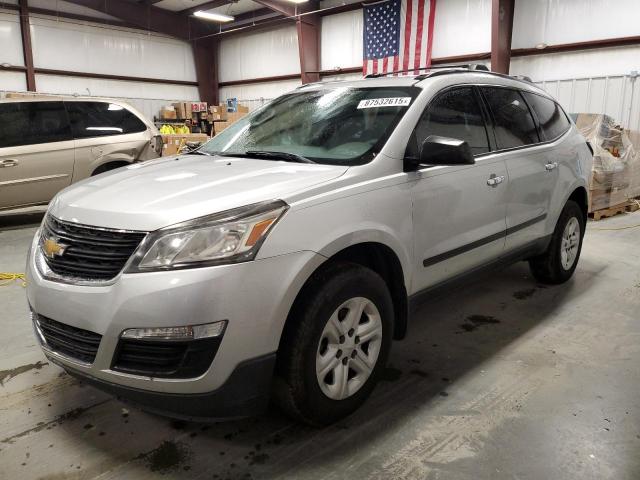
[575,113,640,212]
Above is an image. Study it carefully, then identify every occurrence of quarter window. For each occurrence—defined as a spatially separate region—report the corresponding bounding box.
[522,92,571,141]
[65,102,147,139]
[0,102,72,148]
[481,87,539,149]
[408,87,490,157]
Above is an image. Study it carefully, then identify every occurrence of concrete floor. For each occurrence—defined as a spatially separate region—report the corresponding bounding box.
[1,212,639,480]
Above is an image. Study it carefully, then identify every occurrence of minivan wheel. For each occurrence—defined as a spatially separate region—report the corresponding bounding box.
[274,262,393,426]
[528,200,585,284]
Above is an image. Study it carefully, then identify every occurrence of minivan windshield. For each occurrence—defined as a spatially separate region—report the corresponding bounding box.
[199,86,420,166]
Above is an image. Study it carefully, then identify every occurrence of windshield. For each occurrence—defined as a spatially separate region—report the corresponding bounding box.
[199,86,420,166]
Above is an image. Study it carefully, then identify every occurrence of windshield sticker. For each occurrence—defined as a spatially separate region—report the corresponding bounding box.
[357,97,412,109]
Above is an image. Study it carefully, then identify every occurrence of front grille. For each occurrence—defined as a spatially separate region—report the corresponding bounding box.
[112,338,221,379]
[40,215,146,281]
[36,315,102,364]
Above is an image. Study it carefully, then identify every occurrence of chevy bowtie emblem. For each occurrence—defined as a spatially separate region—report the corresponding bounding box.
[43,238,68,259]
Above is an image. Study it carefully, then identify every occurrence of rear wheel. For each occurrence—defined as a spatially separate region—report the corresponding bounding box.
[274,262,393,426]
[529,200,585,284]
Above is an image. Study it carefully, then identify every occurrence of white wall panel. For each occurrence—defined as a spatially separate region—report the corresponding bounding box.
[220,79,302,110]
[30,17,197,81]
[219,25,299,82]
[34,74,199,120]
[513,0,640,49]
[0,72,27,92]
[0,11,26,67]
[535,75,640,133]
[510,45,640,81]
[321,10,363,70]
[431,0,491,58]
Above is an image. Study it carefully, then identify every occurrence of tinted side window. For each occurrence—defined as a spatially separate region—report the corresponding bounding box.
[522,92,571,141]
[0,102,71,148]
[66,102,147,139]
[408,87,490,157]
[481,87,539,149]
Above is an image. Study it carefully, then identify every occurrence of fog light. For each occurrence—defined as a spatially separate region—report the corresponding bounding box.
[121,320,227,341]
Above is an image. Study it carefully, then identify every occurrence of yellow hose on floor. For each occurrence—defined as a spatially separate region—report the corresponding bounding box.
[0,273,26,287]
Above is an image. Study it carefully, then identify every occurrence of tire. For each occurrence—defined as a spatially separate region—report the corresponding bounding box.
[529,200,585,284]
[274,262,394,426]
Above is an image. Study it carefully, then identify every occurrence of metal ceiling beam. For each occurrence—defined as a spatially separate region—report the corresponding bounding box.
[491,0,514,74]
[62,0,215,39]
[252,0,296,18]
[18,0,36,91]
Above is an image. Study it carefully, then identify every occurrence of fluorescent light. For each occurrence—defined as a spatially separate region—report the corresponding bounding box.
[194,10,234,22]
[535,43,548,50]
[286,0,309,2]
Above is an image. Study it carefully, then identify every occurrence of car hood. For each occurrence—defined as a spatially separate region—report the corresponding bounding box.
[49,155,348,231]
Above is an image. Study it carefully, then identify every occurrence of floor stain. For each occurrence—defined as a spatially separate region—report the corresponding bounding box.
[513,288,537,300]
[459,315,501,333]
[1,400,109,444]
[137,440,191,473]
[0,361,48,385]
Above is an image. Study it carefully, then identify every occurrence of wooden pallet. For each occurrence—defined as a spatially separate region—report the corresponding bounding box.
[589,202,630,221]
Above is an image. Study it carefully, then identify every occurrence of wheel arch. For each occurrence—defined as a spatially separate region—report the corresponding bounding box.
[280,240,410,352]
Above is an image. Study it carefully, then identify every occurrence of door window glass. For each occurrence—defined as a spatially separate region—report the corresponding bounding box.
[407,87,490,158]
[0,102,71,148]
[522,92,571,141]
[66,102,147,139]
[481,87,539,149]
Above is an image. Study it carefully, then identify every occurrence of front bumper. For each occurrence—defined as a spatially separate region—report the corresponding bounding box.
[62,353,277,421]
[26,230,325,406]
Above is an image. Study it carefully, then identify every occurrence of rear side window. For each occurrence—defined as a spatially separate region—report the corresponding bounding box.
[408,87,490,157]
[481,87,539,150]
[522,92,571,141]
[65,102,147,139]
[0,102,71,148]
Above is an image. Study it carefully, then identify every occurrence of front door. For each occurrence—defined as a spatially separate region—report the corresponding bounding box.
[0,101,75,210]
[408,86,508,293]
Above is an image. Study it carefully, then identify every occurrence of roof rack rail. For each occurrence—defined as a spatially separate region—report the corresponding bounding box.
[364,63,489,78]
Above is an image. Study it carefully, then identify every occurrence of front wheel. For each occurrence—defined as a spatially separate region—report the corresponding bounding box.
[274,262,394,426]
[529,200,585,284]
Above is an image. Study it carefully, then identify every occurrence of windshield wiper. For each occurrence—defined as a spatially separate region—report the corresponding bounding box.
[244,150,316,164]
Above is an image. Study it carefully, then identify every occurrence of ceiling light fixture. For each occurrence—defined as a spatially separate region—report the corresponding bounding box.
[286,0,309,3]
[193,11,235,22]
[535,42,548,50]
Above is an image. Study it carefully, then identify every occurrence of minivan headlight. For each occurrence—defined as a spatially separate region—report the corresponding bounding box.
[126,200,288,272]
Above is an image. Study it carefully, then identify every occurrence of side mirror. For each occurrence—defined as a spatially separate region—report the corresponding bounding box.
[405,135,475,171]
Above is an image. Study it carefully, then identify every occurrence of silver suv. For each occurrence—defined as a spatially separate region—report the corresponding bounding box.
[0,97,161,212]
[26,68,592,425]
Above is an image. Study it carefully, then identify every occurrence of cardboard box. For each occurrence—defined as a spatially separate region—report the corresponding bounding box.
[213,122,229,134]
[161,133,209,156]
[226,111,247,125]
[208,112,228,122]
[237,105,249,114]
[172,102,193,119]
[160,106,177,120]
[209,105,226,114]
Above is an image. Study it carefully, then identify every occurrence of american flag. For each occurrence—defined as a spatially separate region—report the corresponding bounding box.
[363,0,436,76]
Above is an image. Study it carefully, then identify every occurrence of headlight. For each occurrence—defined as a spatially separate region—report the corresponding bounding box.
[126,200,288,272]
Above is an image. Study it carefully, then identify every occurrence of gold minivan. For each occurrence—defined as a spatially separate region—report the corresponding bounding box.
[0,97,162,211]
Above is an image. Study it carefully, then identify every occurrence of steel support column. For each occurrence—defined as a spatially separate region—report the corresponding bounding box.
[491,0,514,74]
[19,0,36,91]
[193,38,219,105]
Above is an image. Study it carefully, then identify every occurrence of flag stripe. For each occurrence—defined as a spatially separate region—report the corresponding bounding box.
[363,0,435,76]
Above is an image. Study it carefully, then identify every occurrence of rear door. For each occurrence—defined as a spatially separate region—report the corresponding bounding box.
[409,86,508,292]
[0,101,74,210]
[480,87,550,251]
[65,101,149,179]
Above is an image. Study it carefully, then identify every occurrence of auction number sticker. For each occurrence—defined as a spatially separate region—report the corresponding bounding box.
[357,97,412,109]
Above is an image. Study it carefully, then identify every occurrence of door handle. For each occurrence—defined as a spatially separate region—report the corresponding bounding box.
[487,174,505,187]
[545,162,558,171]
[0,159,19,168]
